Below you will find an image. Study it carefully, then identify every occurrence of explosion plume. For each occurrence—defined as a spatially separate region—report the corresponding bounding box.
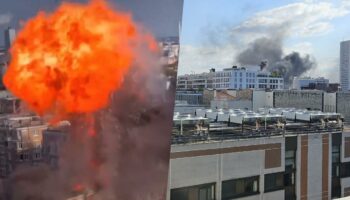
[2,0,174,200]
[3,0,157,118]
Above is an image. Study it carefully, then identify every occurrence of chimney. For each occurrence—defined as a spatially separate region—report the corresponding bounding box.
[260,61,268,71]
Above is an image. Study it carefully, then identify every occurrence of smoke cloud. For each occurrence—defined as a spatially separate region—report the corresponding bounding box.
[4,43,174,200]
[236,36,283,66]
[236,32,316,87]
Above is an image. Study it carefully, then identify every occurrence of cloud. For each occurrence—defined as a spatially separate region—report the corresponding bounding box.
[284,42,314,55]
[232,1,350,39]
[306,57,339,82]
[299,22,333,36]
[179,0,350,79]
[178,44,237,74]
[0,13,12,25]
[342,0,350,8]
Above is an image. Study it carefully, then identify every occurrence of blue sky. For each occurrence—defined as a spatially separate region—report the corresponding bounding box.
[178,0,350,82]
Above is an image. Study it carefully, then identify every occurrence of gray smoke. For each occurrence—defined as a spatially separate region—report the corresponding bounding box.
[270,52,315,86]
[236,35,316,87]
[5,43,174,200]
[236,36,283,66]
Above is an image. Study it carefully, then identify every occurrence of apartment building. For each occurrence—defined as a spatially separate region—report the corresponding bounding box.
[42,121,70,169]
[292,77,330,90]
[168,108,348,200]
[177,66,284,91]
[177,72,215,90]
[0,115,47,177]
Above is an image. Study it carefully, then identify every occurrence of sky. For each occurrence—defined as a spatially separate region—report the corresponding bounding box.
[0,0,183,44]
[178,0,350,82]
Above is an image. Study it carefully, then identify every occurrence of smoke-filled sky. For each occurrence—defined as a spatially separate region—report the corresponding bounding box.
[178,0,350,82]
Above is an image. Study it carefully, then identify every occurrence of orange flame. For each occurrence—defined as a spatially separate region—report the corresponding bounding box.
[73,183,84,192]
[4,0,157,118]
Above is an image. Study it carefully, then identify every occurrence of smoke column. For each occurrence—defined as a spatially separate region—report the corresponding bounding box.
[4,0,174,199]
[236,33,316,87]
[7,63,173,200]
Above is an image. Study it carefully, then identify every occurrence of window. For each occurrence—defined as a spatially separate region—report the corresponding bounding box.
[19,154,24,161]
[285,150,296,170]
[341,162,350,177]
[171,183,215,200]
[332,133,341,198]
[222,176,259,200]
[332,145,341,177]
[332,145,340,164]
[285,137,297,200]
[264,172,284,192]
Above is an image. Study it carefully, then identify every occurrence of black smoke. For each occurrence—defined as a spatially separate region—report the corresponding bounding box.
[236,37,283,66]
[236,36,316,87]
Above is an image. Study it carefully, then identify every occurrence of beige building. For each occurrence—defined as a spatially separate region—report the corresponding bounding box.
[0,115,47,177]
[168,108,349,200]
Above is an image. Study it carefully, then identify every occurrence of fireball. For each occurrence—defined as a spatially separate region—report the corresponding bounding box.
[4,0,157,118]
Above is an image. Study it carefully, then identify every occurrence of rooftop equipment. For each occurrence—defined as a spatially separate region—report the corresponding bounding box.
[173,114,209,135]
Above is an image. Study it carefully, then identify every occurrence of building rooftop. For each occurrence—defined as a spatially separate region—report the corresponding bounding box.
[0,114,46,129]
[172,107,343,145]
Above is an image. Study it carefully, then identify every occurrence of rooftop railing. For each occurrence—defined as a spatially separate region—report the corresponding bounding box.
[171,123,343,145]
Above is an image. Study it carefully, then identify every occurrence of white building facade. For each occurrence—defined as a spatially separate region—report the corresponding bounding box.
[292,77,330,90]
[177,72,214,90]
[177,67,284,90]
[340,40,350,91]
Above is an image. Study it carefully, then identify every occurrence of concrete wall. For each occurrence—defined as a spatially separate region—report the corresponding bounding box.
[341,177,350,197]
[296,133,332,200]
[307,134,324,200]
[266,91,274,108]
[252,90,274,112]
[253,90,267,112]
[174,105,204,115]
[203,89,215,106]
[337,92,350,122]
[168,137,285,200]
[211,99,252,110]
[273,90,323,110]
[323,93,336,112]
[263,190,285,200]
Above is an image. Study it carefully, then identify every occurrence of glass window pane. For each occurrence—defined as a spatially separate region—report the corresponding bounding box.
[222,177,259,199]
[253,180,258,192]
[199,188,207,200]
